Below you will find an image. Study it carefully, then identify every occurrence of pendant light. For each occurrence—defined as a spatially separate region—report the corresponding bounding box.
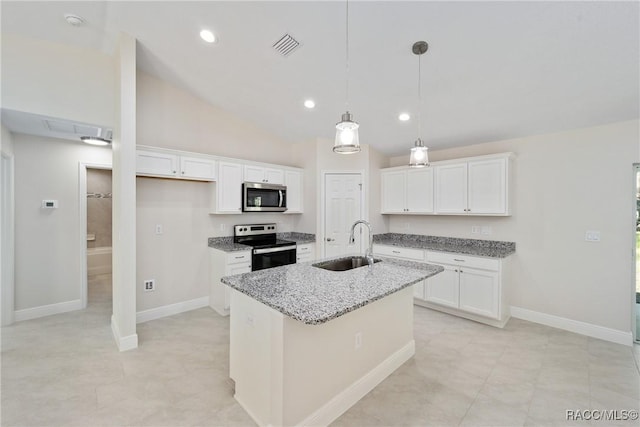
[408,41,429,167]
[333,0,360,154]
[81,128,112,146]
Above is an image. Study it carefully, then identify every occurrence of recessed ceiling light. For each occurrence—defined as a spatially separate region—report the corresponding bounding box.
[304,99,316,109]
[200,29,216,43]
[398,113,411,122]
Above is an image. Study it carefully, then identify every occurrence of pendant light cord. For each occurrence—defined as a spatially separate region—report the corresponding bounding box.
[417,51,422,141]
[345,0,350,112]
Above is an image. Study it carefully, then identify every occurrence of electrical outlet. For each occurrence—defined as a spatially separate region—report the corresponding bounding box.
[355,332,362,350]
[155,224,163,235]
[404,222,410,230]
[471,226,480,234]
[481,226,492,235]
[144,279,156,292]
[220,223,226,232]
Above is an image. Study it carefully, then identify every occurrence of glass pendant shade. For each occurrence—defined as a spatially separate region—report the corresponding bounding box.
[409,138,429,167]
[333,111,361,154]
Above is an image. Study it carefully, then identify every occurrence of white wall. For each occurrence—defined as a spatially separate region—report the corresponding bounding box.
[1,125,15,156]
[1,34,115,127]
[136,71,301,313]
[13,134,111,311]
[388,120,639,334]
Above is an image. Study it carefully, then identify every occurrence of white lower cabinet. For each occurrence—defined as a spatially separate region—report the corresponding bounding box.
[210,249,251,316]
[296,243,315,263]
[374,244,511,327]
[372,244,426,298]
[423,251,508,326]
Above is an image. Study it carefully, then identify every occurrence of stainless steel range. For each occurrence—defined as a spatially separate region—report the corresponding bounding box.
[234,223,296,271]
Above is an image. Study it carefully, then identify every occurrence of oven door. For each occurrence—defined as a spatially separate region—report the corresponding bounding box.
[252,245,297,271]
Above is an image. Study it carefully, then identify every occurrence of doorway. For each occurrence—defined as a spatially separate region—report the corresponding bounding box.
[79,163,112,311]
[321,172,365,258]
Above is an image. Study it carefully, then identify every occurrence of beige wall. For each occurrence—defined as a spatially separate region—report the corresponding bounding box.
[1,125,15,156]
[388,120,640,333]
[1,34,115,127]
[13,134,111,310]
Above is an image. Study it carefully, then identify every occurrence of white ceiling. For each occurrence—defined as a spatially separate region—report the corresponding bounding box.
[2,1,638,156]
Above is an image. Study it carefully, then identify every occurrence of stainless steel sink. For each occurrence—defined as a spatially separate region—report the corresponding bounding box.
[313,256,381,272]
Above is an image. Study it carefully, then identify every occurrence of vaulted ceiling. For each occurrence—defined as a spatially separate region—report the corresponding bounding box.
[2,1,638,156]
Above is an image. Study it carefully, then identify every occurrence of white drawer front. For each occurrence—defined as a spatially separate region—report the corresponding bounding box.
[373,245,425,261]
[427,251,499,271]
[227,251,251,265]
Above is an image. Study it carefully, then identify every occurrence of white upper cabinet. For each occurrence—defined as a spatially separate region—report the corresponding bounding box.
[381,168,434,214]
[136,149,216,181]
[179,156,217,181]
[284,169,303,213]
[212,161,243,214]
[136,150,179,178]
[434,153,511,216]
[244,165,284,185]
[434,163,468,213]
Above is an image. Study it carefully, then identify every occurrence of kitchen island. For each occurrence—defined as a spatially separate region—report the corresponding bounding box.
[221,255,443,427]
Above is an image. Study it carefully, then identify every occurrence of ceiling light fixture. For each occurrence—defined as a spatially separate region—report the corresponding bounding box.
[304,99,316,109]
[200,29,216,43]
[333,0,360,154]
[408,41,430,168]
[64,14,85,26]
[398,113,410,122]
[81,129,112,146]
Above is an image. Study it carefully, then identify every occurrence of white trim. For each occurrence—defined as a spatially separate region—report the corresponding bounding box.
[14,299,82,322]
[78,162,112,310]
[299,340,415,427]
[136,296,210,323]
[319,170,366,258]
[632,164,639,343]
[111,314,138,352]
[510,306,633,347]
[1,153,15,326]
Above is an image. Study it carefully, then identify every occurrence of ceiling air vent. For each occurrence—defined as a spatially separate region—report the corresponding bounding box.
[273,33,301,57]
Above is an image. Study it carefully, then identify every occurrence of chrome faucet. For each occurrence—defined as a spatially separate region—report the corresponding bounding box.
[348,220,374,270]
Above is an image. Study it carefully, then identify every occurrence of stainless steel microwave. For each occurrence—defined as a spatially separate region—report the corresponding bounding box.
[242,182,287,212]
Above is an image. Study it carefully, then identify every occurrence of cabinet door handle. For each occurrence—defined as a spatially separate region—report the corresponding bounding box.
[181,171,185,174]
[460,269,463,273]
[326,238,335,242]
[172,170,177,174]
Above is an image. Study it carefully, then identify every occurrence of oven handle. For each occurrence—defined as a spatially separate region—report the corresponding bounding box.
[253,245,297,255]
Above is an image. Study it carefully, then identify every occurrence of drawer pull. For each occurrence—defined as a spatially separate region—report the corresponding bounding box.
[454,258,465,262]
[392,250,401,254]
[234,256,245,259]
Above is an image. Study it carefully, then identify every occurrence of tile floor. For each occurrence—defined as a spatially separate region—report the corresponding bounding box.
[1,274,639,427]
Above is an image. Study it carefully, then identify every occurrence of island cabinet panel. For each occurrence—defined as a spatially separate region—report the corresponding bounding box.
[422,251,509,327]
[229,287,415,427]
[209,249,251,316]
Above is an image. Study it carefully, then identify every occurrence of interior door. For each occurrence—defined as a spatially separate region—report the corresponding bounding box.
[324,173,362,258]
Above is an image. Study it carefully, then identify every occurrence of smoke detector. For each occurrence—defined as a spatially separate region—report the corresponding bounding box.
[64,14,85,26]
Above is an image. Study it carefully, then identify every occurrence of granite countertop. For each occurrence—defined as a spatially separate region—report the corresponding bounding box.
[373,233,516,258]
[221,254,443,325]
[208,233,316,252]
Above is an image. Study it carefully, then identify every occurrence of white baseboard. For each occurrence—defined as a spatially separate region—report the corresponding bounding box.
[111,315,138,352]
[136,296,210,324]
[510,306,633,347]
[14,299,82,322]
[299,340,416,427]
